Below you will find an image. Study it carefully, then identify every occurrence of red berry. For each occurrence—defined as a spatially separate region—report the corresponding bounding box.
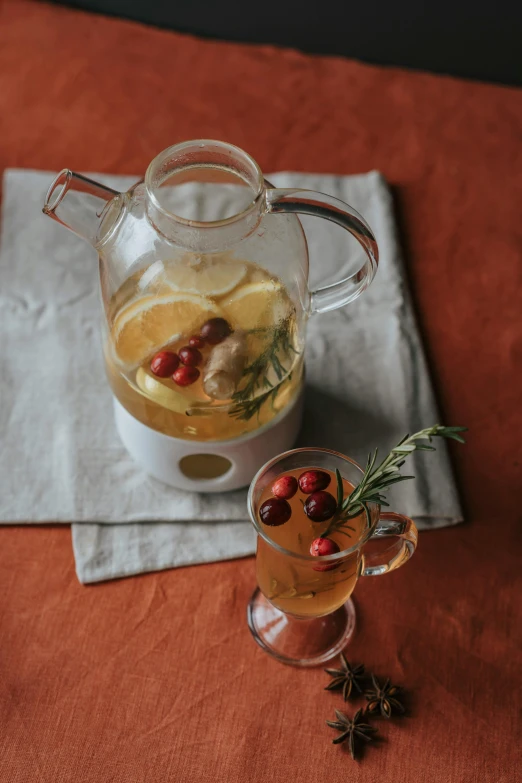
[172,365,200,387]
[179,345,203,367]
[271,475,298,500]
[310,537,340,571]
[298,469,331,494]
[200,317,232,345]
[150,351,180,377]
[189,335,205,349]
[259,497,292,526]
[304,491,337,522]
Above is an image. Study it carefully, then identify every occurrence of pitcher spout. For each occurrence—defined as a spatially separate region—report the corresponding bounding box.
[43,169,123,246]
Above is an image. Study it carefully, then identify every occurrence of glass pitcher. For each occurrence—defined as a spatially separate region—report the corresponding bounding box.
[42,140,378,491]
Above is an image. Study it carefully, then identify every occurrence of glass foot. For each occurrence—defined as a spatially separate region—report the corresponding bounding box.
[247,587,356,667]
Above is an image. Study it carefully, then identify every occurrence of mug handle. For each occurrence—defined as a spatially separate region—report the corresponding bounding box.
[361,512,418,577]
[265,188,379,314]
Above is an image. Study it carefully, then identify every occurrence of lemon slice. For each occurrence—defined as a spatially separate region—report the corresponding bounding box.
[220,280,290,331]
[136,368,189,413]
[163,254,247,298]
[111,295,158,368]
[112,292,222,368]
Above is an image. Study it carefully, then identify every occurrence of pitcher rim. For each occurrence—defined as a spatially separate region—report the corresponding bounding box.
[144,139,266,229]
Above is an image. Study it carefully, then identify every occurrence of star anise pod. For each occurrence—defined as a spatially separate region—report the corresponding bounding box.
[324,653,365,700]
[326,708,378,759]
[365,674,406,718]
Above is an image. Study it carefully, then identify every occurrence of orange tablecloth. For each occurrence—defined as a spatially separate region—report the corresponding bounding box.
[1,2,521,781]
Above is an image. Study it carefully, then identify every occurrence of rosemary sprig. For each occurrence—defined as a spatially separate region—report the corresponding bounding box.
[322,425,467,538]
[229,386,280,421]
[229,315,297,421]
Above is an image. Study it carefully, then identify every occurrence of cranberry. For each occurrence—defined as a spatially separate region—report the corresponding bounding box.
[200,317,232,345]
[179,345,203,367]
[189,335,205,349]
[259,497,292,526]
[298,469,331,494]
[271,475,298,500]
[172,365,200,387]
[150,351,180,377]
[310,537,341,571]
[304,491,337,522]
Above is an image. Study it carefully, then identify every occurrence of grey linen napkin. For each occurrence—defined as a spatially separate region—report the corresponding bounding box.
[0,169,462,583]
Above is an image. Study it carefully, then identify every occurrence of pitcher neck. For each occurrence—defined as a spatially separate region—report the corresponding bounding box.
[144,140,266,253]
[43,170,123,247]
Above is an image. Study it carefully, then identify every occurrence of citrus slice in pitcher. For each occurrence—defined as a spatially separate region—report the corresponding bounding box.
[112,292,222,368]
[220,281,290,330]
[221,280,293,361]
[163,255,247,298]
[135,367,190,413]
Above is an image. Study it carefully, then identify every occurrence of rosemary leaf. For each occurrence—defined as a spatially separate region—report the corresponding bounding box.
[322,424,467,537]
[335,469,344,508]
[229,314,297,421]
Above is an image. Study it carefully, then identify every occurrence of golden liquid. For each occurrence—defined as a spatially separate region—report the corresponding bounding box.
[105,257,303,441]
[256,468,367,617]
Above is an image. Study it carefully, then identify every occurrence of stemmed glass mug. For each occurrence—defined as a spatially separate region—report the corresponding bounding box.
[247,448,418,666]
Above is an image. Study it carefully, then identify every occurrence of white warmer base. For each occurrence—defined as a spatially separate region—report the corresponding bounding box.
[113,391,304,493]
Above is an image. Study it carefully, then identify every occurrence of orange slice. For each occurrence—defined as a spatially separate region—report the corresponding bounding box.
[163,254,247,298]
[135,368,190,413]
[112,292,222,368]
[220,281,290,331]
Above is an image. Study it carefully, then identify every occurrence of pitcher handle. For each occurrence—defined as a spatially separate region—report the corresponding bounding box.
[361,512,418,577]
[265,188,379,314]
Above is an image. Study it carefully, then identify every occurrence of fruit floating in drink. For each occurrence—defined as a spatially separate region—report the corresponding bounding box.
[255,467,366,618]
[105,254,304,442]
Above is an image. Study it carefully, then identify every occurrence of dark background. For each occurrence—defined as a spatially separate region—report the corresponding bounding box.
[55,0,522,86]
